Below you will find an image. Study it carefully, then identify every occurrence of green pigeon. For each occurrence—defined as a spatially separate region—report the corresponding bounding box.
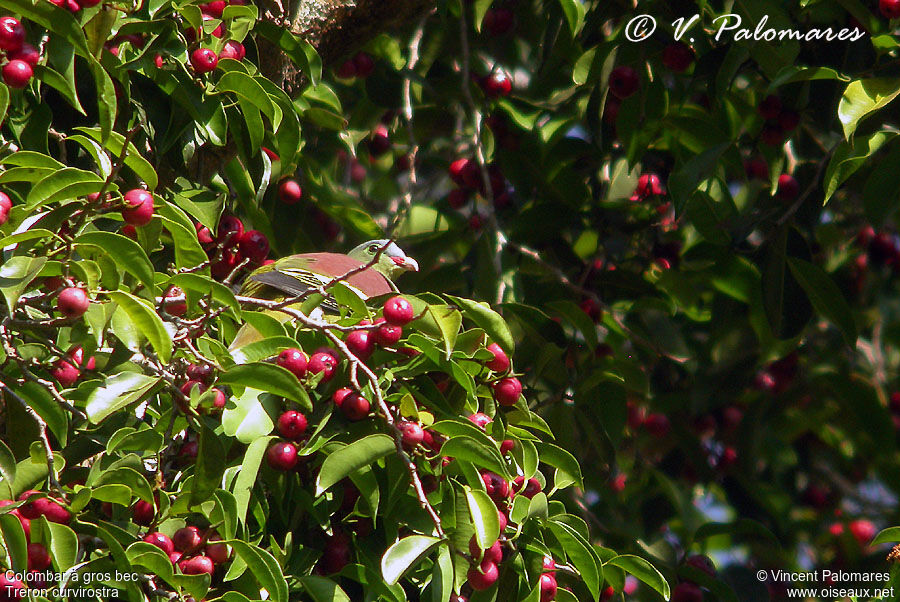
[229,240,418,350]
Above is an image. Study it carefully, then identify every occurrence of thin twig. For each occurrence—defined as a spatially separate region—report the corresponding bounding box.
[0,379,63,497]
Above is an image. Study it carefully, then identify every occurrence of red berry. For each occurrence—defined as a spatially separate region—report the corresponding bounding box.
[179,555,215,575]
[57,287,89,318]
[542,555,555,571]
[173,526,202,552]
[352,52,374,77]
[163,286,187,317]
[480,71,512,98]
[671,582,703,602]
[467,559,499,591]
[608,66,639,99]
[346,329,375,360]
[480,471,508,502]
[209,387,226,409]
[168,550,183,564]
[635,173,664,198]
[0,573,25,598]
[776,174,799,201]
[2,59,32,89]
[218,39,245,61]
[497,508,508,531]
[368,124,391,156]
[485,343,510,373]
[217,215,244,246]
[373,317,403,346]
[278,179,303,204]
[0,17,25,52]
[881,0,900,18]
[500,439,515,454]
[190,48,218,73]
[336,59,357,78]
[27,542,51,571]
[758,95,782,120]
[662,42,694,72]
[383,296,414,325]
[849,519,877,546]
[277,410,308,439]
[276,348,309,379]
[482,8,514,35]
[332,387,353,407]
[398,420,424,449]
[122,189,155,226]
[50,360,80,387]
[0,191,11,214]
[9,43,40,67]
[514,476,541,499]
[266,441,299,471]
[539,573,558,602]
[180,379,207,398]
[685,554,716,579]
[186,363,215,384]
[238,230,269,263]
[205,535,231,564]
[308,351,338,381]
[468,412,492,429]
[132,499,155,525]
[492,377,522,406]
[601,586,615,600]
[201,0,226,16]
[341,393,370,421]
[643,413,670,437]
[143,532,175,555]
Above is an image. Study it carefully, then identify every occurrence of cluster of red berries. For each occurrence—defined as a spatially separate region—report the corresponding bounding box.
[757,95,800,146]
[50,345,96,387]
[0,491,73,590]
[447,158,511,214]
[196,214,271,280]
[178,362,227,413]
[184,0,248,74]
[335,51,375,79]
[630,173,665,202]
[142,525,231,576]
[0,16,39,89]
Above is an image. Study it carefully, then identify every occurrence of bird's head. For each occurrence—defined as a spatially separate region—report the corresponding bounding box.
[348,239,419,280]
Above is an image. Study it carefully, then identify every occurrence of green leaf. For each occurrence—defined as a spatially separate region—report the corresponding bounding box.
[221,388,279,443]
[107,291,174,363]
[557,0,586,35]
[533,442,583,489]
[228,540,289,602]
[232,436,274,523]
[0,440,16,499]
[0,513,28,573]
[218,363,312,410]
[767,66,849,90]
[381,535,442,585]
[167,272,240,314]
[786,257,856,346]
[0,229,63,250]
[25,167,105,210]
[549,520,601,599]
[0,256,47,313]
[447,295,515,354]
[215,72,280,129]
[33,64,86,115]
[425,304,462,359]
[872,527,900,545]
[75,127,158,190]
[440,435,509,479]
[430,544,453,602]
[1,151,65,168]
[254,21,322,85]
[300,576,351,602]
[45,520,79,571]
[75,231,157,295]
[824,131,895,203]
[316,434,396,495]
[16,382,68,446]
[190,422,226,507]
[838,78,900,139]
[465,487,500,549]
[863,141,900,225]
[607,555,670,601]
[95,466,154,503]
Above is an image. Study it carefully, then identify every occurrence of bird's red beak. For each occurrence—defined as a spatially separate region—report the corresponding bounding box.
[392,256,419,272]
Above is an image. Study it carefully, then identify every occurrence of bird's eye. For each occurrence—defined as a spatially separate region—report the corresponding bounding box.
[368,244,378,253]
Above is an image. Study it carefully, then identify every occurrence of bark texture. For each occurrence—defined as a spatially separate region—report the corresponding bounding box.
[257,0,434,93]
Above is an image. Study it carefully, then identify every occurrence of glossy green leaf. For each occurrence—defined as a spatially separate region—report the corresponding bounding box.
[440,435,509,479]
[25,167,105,211]
[838,78,900,139]
[447,295,515,354]
[316,434,396,495]
[786,257,856,345]
[75,231,157,295]
[300,576,351,602]
[107,291,174,363]
[190,421,227,507]
[228,540,289,602]
[607,555,670,601]
[0,513,28,573]
[218,363,312,410]
[381,535,442,585]
[824,131,895,203]
[465,487,500,549]
[0,256,47,313]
